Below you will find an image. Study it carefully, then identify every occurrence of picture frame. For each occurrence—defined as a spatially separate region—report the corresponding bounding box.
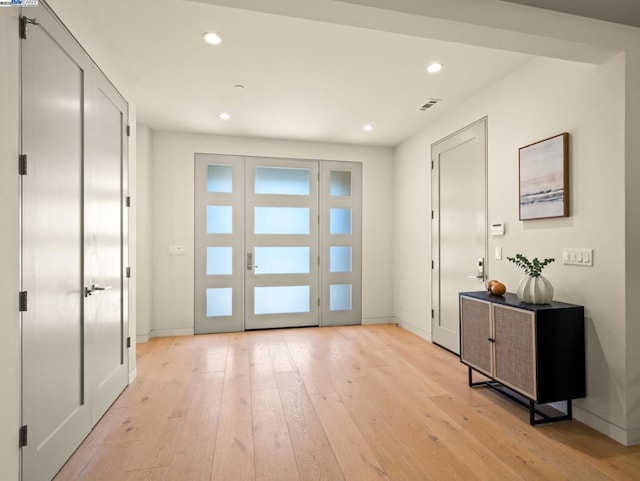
[519,132,569,220]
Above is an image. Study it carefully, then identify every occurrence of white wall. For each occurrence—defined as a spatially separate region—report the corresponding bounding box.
[149,131,393,336]
[136,125,153,342]
[0,10,21,481]
[394,54,630,441]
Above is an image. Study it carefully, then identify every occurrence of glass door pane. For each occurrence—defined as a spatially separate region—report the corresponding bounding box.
[245,157,319,329]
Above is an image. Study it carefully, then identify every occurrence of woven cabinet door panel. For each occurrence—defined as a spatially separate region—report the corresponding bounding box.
[460,297,493,376]
[493,305,536,399]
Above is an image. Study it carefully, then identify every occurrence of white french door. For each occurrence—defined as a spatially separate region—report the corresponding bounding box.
[194,154,361,333]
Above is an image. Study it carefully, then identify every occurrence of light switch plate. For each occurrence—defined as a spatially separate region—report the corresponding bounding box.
[562,248,593,266]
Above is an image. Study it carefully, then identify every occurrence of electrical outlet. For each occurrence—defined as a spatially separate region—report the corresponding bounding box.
[168,245,186,256]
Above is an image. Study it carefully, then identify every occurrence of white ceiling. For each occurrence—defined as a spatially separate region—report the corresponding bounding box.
[87,0,539,146]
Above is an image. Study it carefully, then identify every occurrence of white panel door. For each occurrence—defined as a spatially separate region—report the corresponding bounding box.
[85,69,129,424]
[21,7,91,481]
[245,157,320,329]
[21,4,129,480]
[432,118,487,353]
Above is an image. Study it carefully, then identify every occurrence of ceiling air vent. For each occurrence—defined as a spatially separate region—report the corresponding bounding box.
[419,98,441,111]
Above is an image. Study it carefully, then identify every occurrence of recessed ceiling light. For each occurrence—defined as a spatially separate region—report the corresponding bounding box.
[233,84,245,90]
[363,124,374,132]
[219,113,231,120]
[427,63,443,73]
[203,32,222,45]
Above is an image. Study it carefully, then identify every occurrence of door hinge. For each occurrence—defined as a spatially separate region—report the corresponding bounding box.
[126,267,131,278]
[19,291,28,312]
[318,298,320,307]
[126,125,131,137]
[126,196,131,207]
[19,154,27,175]
[19,425,28,448]
[318,215,320,224]
[431,160,434,170]
[431,260,434,269]
[431,309,434,319]
[431,210,434,220]
[126,337,131,348]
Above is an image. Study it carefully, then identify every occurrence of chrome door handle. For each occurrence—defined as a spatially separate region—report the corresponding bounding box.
[247,253,258,270]
[468,257,485,280]
[85,284,112,297]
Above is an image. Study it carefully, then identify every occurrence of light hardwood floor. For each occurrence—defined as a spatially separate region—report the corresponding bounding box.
[54,324,640,481]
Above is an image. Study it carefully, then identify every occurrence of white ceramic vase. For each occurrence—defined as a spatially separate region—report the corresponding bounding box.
[516,275,554,304]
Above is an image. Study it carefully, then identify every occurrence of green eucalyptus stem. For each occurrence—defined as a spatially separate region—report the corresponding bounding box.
[506,253,555,277]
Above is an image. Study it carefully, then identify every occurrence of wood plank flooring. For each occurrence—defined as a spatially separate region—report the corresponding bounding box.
[54,324,640,481]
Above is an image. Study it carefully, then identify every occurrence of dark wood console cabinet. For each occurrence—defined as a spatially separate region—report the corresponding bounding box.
[459,291,586,425]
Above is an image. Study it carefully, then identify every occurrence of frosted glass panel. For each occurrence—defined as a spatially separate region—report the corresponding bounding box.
[207,247,232,275]
[255,167,310,195]
[330,284,352,311]
[206,288,232,317]
[255,207,309,234]
[254,286,310,315]
[207,164,232,193]
[330,171,351,196]
[330,246,352,273]
[255,247,309,274]
[207,205,232,234]
[330,208,352,235]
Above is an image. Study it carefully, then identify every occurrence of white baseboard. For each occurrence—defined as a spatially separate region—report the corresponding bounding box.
[362,316,395,325]
[136,334,150,343]
[128,368,137,383]
[395,317,430,341]
[150,327,195,338]
[573,405,640,446]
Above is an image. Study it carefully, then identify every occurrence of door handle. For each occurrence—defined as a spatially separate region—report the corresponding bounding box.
[85,284,112,297]
[467,257,485,280]
[247,253,259,271]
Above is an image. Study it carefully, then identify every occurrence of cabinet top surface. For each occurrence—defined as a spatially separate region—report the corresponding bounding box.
[460,291,583,311]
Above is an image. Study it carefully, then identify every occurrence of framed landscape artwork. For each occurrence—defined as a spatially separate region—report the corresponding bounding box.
[519,132,569,220]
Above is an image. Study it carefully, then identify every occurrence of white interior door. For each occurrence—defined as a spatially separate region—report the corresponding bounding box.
[21,5,129,480]
[245,157,319,329]
[21,9,91,481]
[85,70,129,423]
[432,118,487,353]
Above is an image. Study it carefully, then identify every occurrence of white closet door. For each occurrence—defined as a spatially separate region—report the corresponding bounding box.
[21,4,130,480]
[245,157,320,329]
[21,7,91,481]
[85,68,129,424]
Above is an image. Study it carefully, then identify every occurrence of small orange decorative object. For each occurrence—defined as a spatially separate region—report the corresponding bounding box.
[487,280,499,292]
[490,281,507,296]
